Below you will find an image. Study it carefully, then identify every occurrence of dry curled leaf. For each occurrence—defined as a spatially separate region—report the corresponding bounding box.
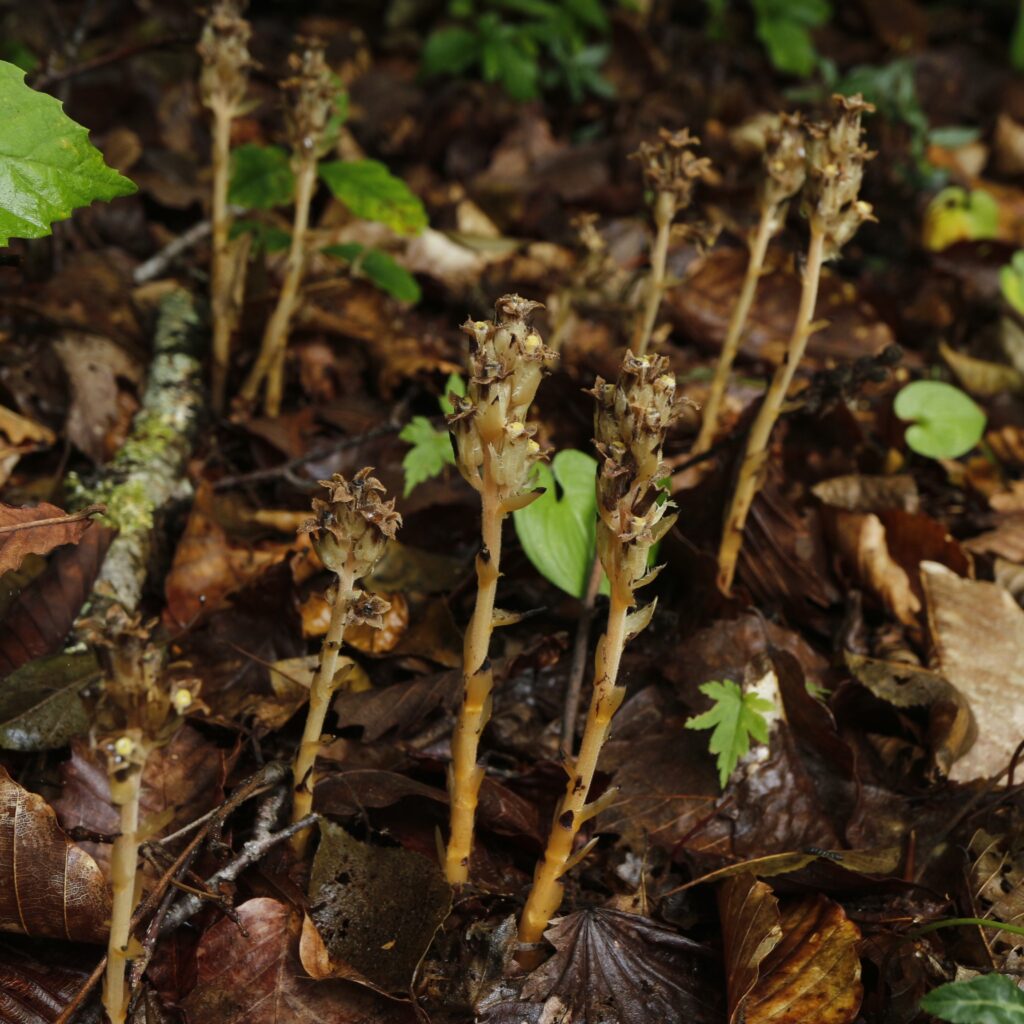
[0,765,110,944]
[719,874,862,1024]
[0,502,96,577]
[181,897,417,1024]
[922,562,1024,781]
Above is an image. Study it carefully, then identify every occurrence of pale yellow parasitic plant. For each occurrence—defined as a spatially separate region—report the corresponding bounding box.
[519,351,678,945]
[445,295,556,885]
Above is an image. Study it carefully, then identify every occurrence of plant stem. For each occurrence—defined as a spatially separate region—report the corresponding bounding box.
[291,567,354,857]
[632,190,674,356]
[209,97,234,415]
[103,763,144,1024]
[239,154,318,416]
[445,459,503,885]
[561,555,604,755]
[910,917,1024,939]
[717,225,825,595]
[519,584,630,944]
[693,206,776,456]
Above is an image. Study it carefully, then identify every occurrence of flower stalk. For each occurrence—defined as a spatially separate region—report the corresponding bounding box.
[630,129,709,356]
[445,296,555,885]
[519,352,678,945]
[198,0,252,415]
[717,95,874,594]
[291,469,401,857]
[239,43,335,416]
[693,114,806,455]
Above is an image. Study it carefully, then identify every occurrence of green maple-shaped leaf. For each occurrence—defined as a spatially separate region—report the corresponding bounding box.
[0,60,136,246]
[399,416,455,497]
[920,972,1024,1023]
[685,679,775,789]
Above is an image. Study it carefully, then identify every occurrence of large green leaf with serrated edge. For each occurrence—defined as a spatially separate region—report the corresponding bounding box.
[319,159,427,235]
[685,679,775,789]
[0,61,136,246]
[399,416,455,497]
[920,973,1024,1023]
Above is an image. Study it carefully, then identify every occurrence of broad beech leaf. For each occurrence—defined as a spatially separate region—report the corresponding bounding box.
[0,501,96,576]
[319,159,427,235]
[0,60,136,245]
[229,143,295,210]
[299,820,451,993]
[0,765,110,943]
[322,243,421,303]
[894,380,986,459]
[685,679,775,789]
[181,898,417,1024]
[513,448,599,599]
[920,973,1024,1023]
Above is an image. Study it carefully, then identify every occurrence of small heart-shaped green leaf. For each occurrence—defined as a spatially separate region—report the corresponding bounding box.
[894,380,986,460]
[513,449,598,599]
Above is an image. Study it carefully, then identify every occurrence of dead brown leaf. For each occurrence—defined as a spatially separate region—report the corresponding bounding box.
[719,874,863,1024]
[0,765,110,944]
[181,897,417,1024]
[922,562,1024,780]
[0,502,97,576]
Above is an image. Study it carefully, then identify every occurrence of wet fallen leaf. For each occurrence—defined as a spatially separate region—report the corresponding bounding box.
[940,340,1024,397]
[332,670,461,741]
[812,474,919,514]
[0,501,98,577]
[719,874,863,1024]
[492,907,721,1024]
[0,765,110,944]
[0,525,113,677]
[969,829,1024,949]
[0,949,88,1024]
[54,725,230,875]
[922,562,1024,780]
[299,819,451,993]
[181,897,417,1024]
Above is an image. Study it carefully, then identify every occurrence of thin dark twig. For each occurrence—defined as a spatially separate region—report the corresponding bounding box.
[32,35,193,89]
[0,504,105,536]
[561,556,604,755]
[213,422,404,491]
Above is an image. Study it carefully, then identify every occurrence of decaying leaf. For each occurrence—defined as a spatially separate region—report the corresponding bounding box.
[812,474,919,514]
[719,873,862,1024]
[969,829,1024,949]
[299,820,451,993]
[181,897,417,1024]
[488,907,720,1024]
[0,950,88,1023]
[0,765,110,944]
[0,501,97,576]
[922,562,1024,780]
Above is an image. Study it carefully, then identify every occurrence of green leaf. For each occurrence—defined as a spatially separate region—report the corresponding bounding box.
[231,218,291,253]
[319,159,427,235]
[322,243,421,303]
[894,380,987,460]
[439,373,466,416]
[920,973,1024,1023]
[0,651,99,751]
[422,26,482,77]
[685,679,775,789]
[756,16,818,76]
[229,143,295,210]
[513,449,598,599]
[0,60,136,246]
[1001,250,1024,317]
[399,416,455,497]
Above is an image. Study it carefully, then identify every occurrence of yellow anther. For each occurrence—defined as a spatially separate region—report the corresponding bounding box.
[508,421,526,433]
[657,373,675,388]
[824,162,839,176]
[524,332,542,352]
[527,439,541,454]
[172,688,193,713]
[113,736,134,758]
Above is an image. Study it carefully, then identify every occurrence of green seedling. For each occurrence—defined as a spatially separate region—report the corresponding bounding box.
[894,380,986,460]
[923,186,999,253]
[920,972,1024,1023]
[0,60,136,246]
[399,373,465,497]
[1001,250,1024,317]
[685,679,774,789]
